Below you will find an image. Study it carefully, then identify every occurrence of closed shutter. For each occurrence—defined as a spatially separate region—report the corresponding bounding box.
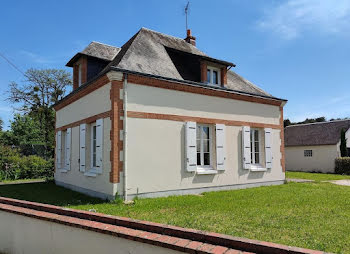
[185,122,197,172]
[56,131,62,169]
[265,128,273,169]
[79,124,86,172]
[216,124,225,171]
[242,126,251,170]
[65,128,71,170]
[96,118,103,173]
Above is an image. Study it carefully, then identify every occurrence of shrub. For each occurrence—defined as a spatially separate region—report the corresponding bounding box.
[335,157,350,175]
[0,145,54,181]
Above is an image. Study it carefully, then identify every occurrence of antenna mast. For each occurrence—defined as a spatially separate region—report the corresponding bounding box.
[185,1,190,31]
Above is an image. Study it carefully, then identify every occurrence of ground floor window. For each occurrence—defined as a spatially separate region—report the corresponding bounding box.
[197,124,212,167]
[250,129,260,165]
[91,123,97,168]
[304,150,313,157]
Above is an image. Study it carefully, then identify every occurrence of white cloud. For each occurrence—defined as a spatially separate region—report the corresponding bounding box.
[20,50,54,64]
[257,0,350,39]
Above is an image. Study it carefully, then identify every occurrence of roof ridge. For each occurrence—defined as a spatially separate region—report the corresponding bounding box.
[286,119,350,128]
[89,41,120,49]
[140,27,190,44]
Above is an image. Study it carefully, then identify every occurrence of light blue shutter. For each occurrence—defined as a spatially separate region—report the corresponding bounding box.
[242,126,251,170]
[65,128,71,170]
[185,122,197,172]
[56,131,62,169]
[265,128,273,169]
[216,124,225,171]
[96,119,103,173]
[79,124,86,172]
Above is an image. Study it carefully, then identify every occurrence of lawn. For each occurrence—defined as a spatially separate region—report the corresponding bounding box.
[286,171,350,182]
[0,181,349,253]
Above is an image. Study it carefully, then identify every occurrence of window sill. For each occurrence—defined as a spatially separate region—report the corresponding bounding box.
[84,171,98,177]
[59,168,68,173]
[196,168,218,175]
[250,165,267,172]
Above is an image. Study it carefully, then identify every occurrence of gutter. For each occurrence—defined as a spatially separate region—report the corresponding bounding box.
[122,73,130,203]
[54,66,287,109]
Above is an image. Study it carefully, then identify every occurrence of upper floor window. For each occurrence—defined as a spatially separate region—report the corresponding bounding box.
[207,67,221,85]
[78,64,82,87]
[250,129,260,165]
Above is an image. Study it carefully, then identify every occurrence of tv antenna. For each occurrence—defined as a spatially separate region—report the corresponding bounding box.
[185,1,190,31]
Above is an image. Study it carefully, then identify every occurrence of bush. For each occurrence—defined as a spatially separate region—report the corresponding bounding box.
[335,157,350,175]
[0,145,54,181]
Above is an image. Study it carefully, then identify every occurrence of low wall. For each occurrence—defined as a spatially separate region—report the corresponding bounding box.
[0,197,325,254]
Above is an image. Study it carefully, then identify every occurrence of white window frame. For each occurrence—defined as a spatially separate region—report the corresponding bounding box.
[78,64,82,87]
[250,128,262,166]
[196,124,214,172]
[90,122,98,172]
[304,150,313,157]
[207,66,221,86]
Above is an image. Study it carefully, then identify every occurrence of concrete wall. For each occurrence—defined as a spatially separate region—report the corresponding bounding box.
[55,83,117,199]
[0,210,181,254]
[285,145,338,173]
[125,83,284,197]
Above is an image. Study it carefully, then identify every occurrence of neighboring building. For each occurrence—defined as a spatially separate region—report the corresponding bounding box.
[54,28,287,200]
[285,120,350,173]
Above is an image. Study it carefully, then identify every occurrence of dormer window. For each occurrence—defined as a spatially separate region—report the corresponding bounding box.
[207,66,221,85]
[78,64,82,87]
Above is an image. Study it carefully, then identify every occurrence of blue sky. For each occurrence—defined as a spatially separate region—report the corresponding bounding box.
[1,0,350,129]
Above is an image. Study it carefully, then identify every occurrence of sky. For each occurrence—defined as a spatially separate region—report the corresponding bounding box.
[1,0,350,129]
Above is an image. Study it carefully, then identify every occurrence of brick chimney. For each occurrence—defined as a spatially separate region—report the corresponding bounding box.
[184,29,196,46]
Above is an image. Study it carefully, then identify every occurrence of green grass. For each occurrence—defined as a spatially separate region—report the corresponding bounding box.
[286,171,350,182]
[0,181,349,253]
[0,178,44,184]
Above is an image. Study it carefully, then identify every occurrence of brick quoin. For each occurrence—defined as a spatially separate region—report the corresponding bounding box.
[73,56,87,90]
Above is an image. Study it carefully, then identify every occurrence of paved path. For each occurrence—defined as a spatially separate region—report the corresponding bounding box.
[286,178,314,183]
[327,179,350,186]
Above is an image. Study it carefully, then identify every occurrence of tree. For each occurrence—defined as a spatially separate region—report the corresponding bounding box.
[0,118,3,131]
[340,128,348,157]
[284,119,292,128]
[8,69,72,156]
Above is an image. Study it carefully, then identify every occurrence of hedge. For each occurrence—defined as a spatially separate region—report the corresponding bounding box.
[0,145,54,181]
[335,157,350,175]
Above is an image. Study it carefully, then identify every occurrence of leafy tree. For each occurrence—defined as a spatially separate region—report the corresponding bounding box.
[284,119,291,128]
[340,128,348,157]
[0,118,3,131]
[8,69,72,156]
[0,114,43,146]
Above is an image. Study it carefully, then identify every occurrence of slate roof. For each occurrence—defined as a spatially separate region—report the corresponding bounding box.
[66,42,120,66]
[66,27,281,99]
[285,120,350,147]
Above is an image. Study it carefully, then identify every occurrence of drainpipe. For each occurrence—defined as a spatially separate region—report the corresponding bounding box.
[123,73,128,202]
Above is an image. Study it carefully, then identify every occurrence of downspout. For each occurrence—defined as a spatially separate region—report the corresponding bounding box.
[123,73,129,202]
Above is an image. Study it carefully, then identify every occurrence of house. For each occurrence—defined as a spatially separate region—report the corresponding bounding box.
[285,120,350,173]
[54,28,287,200]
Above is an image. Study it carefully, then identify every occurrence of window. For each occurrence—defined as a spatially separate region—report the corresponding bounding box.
[196,125,212,167]
[78,64,82,86]
[91,123,97,168]
[207,67,221,85]
[250,129,260,165]
[304,150,313,157]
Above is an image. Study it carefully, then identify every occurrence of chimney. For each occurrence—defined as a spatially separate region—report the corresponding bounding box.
[185,29,196,46]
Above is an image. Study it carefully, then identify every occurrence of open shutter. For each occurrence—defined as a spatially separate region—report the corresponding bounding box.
[216,124,225,171]
[56,131,62,169]
[265,128,273,169]
[79,124,86,172]
[242,126,251,170]
[185,122,197,172]
[96,118,103,173]
[65,128,71,170]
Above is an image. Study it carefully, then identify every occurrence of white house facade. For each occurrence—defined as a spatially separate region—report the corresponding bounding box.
[54,28,287,200]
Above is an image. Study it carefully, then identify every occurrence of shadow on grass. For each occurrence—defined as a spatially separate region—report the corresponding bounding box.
[0,181,105,206]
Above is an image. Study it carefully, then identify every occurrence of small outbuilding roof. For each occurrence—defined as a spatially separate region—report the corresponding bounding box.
[285,120,350,147]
